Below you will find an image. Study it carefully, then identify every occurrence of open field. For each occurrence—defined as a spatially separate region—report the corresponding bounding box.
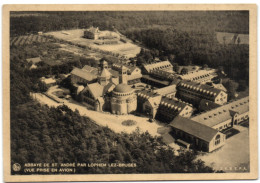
[45,29,141,58]
[197,125,249,172]
[10,35,51,46]
[216,32,249,45]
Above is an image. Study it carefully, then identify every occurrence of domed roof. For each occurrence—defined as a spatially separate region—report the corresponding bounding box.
[113,83,133,93]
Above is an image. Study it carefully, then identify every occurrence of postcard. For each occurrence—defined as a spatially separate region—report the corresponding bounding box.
[2,4,258,182]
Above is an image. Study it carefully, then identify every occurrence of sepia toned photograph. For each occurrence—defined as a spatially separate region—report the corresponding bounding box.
[2,4,258,182]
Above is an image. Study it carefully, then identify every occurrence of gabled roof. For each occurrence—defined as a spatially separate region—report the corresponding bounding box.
[170,116,219,142]
[109,69,120,77]
[160,97,190,111]
[82,65,99,75]
[146,95,162,108]
[26,57,42,64]
[86,26,99,33]
[154,85,176,96]
[87,83,104,99]
[178,80,223,97]
[199,99,221,112]
[100,68,112,78]
[191,96,249,127]
[71,67,97,81]
[179,69,216,81]
[143,61,173,72]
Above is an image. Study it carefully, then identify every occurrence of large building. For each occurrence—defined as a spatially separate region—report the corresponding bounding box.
[111,63,142,84]
[71,67,98,85]
[84,26,100,40]
[70,61,142,86]
[149,69,176,81]
[137,89,193,122]
[176,80,228,106]
[179,69,217,84]
[79,63,137,114]
[84,26,120,44]
[170,116,226,152]
[143,61,173,74]
[191,96,249,131]
[111,83,137,115]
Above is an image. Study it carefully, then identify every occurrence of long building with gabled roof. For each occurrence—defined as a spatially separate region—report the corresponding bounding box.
[143,60,173,73]
[170,116,226,152]
[176,80,228,106]
[191,96,249,131]
[136,89,193,122]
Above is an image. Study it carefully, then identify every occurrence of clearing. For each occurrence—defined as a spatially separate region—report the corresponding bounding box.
[45,29,141,58]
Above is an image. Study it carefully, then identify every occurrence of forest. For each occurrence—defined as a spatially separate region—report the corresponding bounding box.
[10,43,217,174]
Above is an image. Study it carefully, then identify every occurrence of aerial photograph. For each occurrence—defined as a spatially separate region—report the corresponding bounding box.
[9,11,250,175]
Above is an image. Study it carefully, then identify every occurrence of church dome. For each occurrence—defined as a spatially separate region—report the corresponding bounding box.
[113,83,132,93]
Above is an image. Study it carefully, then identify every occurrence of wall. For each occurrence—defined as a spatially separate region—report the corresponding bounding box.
[208,132,226,152]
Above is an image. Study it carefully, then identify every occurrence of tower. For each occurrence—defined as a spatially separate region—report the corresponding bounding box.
[98,68,111,86]
[119,65,128,84]
[100,60,108,70]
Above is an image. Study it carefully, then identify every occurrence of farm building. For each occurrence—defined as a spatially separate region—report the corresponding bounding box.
[170,116,226,152]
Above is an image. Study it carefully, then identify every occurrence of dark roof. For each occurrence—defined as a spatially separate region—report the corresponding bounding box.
[178,80,223,96]
[170,116,219,142]
[137,89,160,99]
[142,75,170,86]
[109,69,119,77]
[199,99,221,112]
[160,97,189,110]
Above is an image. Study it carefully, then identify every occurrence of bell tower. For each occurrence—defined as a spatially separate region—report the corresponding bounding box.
[119,65,128,84]
[100,60,108,70]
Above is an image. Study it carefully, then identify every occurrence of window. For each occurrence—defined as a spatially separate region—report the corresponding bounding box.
[215,135,221,145]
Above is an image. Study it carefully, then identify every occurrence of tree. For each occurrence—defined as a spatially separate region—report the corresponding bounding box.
[172,63,179,72]
[181,68,188,75]
[202,64,208,69]
[225,80,239,100]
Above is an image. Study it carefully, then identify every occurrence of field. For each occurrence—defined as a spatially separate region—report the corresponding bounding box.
[10,35,51,46]
[45,29,141,58]
[216,32,249,45]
